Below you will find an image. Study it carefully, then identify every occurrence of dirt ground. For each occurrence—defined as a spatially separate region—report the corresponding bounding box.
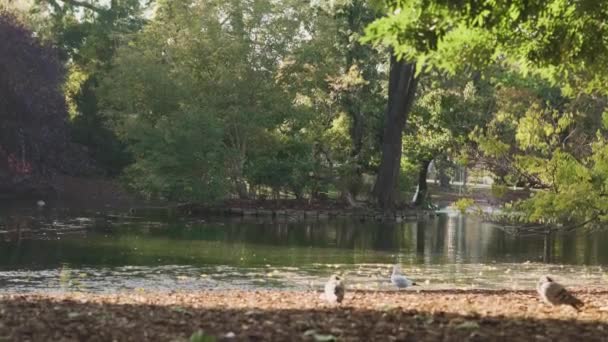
[1,289,607,341]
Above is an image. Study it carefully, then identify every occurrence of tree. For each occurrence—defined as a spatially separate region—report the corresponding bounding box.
[100,0,309,202]
[0,10,91,195]
[471,69,608,227]
[405,76,492,206]
[330,1,385,199]
[276,0,387,202]
[372,56,417,209]
[363,0,608,209]
[30,0,150,174]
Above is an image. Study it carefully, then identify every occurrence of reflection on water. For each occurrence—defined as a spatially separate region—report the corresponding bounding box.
[1,212,607,292]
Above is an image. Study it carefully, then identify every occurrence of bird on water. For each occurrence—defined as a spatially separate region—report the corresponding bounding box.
[537,275,583,311]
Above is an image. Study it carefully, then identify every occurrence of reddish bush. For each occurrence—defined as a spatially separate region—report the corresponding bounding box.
[0,11,93,196]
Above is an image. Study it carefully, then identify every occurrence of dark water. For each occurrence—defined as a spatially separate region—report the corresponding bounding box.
[0,210,607,293]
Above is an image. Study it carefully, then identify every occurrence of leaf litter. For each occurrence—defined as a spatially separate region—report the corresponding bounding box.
[0,289,607,341]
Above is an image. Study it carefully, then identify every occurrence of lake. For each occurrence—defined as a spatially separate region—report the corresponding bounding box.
[0,208,606,293]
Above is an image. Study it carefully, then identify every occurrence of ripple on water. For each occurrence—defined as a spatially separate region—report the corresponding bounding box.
[0,263,605,293]
[1,213,607,293]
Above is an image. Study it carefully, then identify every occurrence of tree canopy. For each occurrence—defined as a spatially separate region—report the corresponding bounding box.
[3,0,608,230]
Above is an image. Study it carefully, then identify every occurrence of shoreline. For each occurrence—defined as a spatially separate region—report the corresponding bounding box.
[174,204,439,222]
[1,176,520,216]
[1,289,607,341]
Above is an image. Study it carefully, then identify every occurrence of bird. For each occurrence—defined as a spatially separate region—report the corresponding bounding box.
[391,265,416,289]
[322,274,345,304]
[36,200,46,208]
[537,275,583,311]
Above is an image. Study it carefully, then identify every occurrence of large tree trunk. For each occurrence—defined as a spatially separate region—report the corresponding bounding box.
[373,55,417,209]
[412,159,431,206]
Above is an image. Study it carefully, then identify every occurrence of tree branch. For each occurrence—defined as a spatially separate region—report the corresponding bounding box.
[47,0,108,14]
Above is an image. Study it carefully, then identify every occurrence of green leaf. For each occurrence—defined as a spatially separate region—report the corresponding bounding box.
[189,330,216,342]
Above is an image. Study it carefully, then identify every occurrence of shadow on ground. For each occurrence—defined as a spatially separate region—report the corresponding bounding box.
[1,290,607,341]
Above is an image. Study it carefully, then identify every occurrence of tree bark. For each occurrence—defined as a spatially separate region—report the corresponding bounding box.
[373,55,417,209]
[438,166,451,189]
[435,154,451,189]
[412,159,431,206]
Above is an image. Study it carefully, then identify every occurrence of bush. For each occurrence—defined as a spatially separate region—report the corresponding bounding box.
[245,134,315,199]
[453,198,475,214]
[398,157,419,193]
[123,109,228,203]
[490,183,508,199]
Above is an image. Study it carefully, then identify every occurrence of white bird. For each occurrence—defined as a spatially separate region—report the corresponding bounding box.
[36,200,46,208]
[391,265,416,289]
[537,275,583,311]
[322,274,345,304]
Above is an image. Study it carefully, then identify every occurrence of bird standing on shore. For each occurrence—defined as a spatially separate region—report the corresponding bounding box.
[322,274,345,304]
[537,276,583,311]
[391,265,416,289]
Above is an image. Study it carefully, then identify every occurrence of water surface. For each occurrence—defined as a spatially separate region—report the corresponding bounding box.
[1,210,606,293]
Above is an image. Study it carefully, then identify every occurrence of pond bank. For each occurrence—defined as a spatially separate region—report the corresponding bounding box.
[174,204,438,222]
[6,177,525,223]
[1,289,607,341]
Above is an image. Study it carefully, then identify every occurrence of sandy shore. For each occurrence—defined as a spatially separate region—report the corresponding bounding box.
[1,289,607,341]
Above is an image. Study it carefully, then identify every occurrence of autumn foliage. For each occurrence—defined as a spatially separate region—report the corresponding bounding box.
[0,11,92,195]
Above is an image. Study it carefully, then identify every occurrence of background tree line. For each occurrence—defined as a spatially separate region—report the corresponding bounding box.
[2,0,608,229]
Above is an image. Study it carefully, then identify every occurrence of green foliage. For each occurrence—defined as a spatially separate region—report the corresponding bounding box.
[277,0,387,199]
[366,0,608,225]
[454,198,475,214]
[189,330,216,342]
[398,157,418,193]
[472,68,608,227]
[365,1,608,94]
[30,0,149,174]
[14,0,608,223]
[490,184,508,199]
[98,0,325,201]
[244,133,315,199]
[513,148,597,224]
[401,75,492,196]
[122,109,228,202]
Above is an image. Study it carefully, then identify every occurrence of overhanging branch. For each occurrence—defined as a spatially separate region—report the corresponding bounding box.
[46,0,108,14]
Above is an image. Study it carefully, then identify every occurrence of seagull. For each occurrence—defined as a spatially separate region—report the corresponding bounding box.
[36,200,46,208]
[537,275,583,311]
[391,265,416,289]
[322,274,345,304]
